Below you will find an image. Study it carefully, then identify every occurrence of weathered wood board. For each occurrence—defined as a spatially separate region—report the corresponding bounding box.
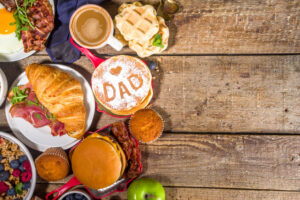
[35,184,300,200]
[1,55,300,133]
[34,133,300,191]
[37,0,300,55]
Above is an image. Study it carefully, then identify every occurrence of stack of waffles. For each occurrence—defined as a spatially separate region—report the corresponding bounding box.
[115,2,169,57]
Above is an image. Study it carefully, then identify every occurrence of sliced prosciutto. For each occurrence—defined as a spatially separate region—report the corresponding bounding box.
[8,83,67,136]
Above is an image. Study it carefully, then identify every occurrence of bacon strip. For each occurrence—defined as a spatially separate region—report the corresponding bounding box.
[111,121,142,178]
[21,0,54,52]
[9,83,67,136]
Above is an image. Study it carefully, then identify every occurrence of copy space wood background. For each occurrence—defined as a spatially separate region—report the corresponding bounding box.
[0,0,300,199]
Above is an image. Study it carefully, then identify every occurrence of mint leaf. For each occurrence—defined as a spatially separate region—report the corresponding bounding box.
[15,183,23,195]
[152,33,164,48]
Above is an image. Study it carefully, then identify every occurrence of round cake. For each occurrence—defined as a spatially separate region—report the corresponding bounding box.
[92,55,152,115]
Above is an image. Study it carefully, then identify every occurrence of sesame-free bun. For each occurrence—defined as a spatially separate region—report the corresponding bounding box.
[71,135,126,189]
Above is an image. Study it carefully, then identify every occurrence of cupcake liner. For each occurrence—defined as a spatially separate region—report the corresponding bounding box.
[129,108,164,144]
[36,147,69,167]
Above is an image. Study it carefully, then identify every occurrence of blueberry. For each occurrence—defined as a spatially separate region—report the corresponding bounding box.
[146,60,157,70]
[65,195,74,200]
[18,155,28,163]
[7,188,16,196]
[10,160,20,169]
[19,165,25,172]
[0,164,4,171]
[22,182,31,190]
[0,171,9,181]
[74,194,83,200]
[0,155,2,160]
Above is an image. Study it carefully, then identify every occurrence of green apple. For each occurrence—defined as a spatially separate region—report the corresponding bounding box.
[127,177,165,200]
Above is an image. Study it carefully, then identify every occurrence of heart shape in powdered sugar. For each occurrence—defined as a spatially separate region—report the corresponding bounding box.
[110,66,122,76]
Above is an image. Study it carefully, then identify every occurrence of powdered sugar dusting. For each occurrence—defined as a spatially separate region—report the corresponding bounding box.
[92,56,151,111]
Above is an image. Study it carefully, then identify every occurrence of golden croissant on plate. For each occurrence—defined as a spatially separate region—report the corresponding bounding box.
[25,63,86,139]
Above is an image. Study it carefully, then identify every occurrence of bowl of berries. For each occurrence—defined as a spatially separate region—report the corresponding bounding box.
[0,131,36,199]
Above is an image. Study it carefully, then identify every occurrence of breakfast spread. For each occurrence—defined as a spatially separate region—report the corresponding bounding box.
[0,137,33,199]
[0,0,54,53]
[115,2,169,57]
[71,121,141,190]
[129,109,164,143]
[8,63,87,139]
[0,0,177,198]
[35,147,69,181]
[92,55,152,115]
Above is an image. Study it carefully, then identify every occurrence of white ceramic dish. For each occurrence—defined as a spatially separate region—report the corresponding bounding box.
[5,64,95,151]
[0,68,8,106]
[0,0,55,62]
[0,131,36,200]
[59,189,92,200]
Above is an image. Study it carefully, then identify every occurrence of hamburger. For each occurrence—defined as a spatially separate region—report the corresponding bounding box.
[70,121,142,189]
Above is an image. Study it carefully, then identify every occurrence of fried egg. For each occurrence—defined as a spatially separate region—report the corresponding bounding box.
[0,4,23,54]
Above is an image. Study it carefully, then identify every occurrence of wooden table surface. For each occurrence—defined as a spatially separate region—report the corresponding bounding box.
[1,0,300,199]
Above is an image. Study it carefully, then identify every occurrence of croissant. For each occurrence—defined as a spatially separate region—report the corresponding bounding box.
[25,63,86,139]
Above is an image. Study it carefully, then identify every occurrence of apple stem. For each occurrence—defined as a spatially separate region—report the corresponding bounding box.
[145,193,157,199]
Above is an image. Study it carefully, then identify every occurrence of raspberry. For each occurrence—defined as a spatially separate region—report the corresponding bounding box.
[0,181,9,194]
[12,169,21,177]
[23,160,31,172]
[21,171,32,183]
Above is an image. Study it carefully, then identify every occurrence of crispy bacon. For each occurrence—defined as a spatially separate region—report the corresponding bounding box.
[111,121,142,178]
[9,83,67,136]
[0,0,21,11]
[21,0,54,52]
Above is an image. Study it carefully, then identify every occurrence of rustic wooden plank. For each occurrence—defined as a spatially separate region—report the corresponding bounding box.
[35,184,300,200]
[1,55,300,133]
[37,0,300,55]
[34,134,300,191]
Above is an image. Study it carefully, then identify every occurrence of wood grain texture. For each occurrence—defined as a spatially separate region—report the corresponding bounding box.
[1,55,300,133]
[35,184,300,200]
[37,0,300,55]
[34,134,300,191]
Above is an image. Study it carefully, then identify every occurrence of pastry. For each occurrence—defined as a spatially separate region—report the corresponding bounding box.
[25,64,86,139]
[129,109,164,143]
[114,2,170,57]
[115,4,159,42]
[92,55,152,115]
[129,16,169,57]
[35,147,70,181]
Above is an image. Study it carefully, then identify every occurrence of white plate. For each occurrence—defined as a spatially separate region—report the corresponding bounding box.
[0,132,36,200]
[0,0,55,62]
[5,64,95,151]
[0,68,8,106]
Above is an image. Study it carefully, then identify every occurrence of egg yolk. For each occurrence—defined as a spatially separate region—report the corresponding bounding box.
[0,8,16,34]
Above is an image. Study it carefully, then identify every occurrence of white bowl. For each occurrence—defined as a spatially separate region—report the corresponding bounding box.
[58,189,92,200]
[0,68,8,106]
[0,132,36,200]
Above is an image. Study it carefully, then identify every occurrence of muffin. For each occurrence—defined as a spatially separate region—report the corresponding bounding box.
[129,109,164,143]
[35,148,69,181]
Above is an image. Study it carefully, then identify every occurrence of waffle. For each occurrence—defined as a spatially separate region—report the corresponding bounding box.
[115,4,159,42]
[129,16,169,57]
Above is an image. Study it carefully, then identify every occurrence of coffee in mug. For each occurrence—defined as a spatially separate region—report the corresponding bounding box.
[70,4,123,51]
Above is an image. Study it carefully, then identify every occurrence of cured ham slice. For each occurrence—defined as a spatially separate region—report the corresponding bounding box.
[9,83,67,136]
